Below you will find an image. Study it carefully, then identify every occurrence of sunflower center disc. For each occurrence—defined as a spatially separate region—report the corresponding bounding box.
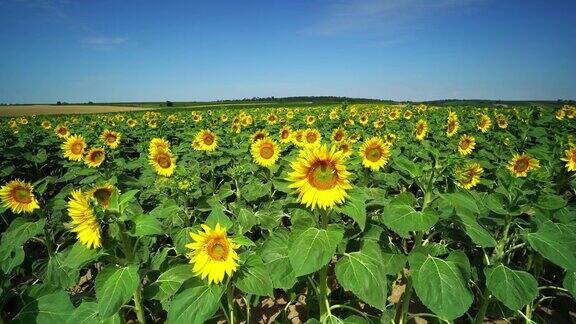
[94,189,111,206]
[203,134,214,145]
[92,151,104,162]
[208,240,228,260]
[72,143,83,154]
[259,145,275,159]
[515,159,529,172]
[366,147,382,162]
[309,162,337,190]
[306,133,317,143]
[13,187,32,203]
[157,155,171,168]
[461,140,470,149]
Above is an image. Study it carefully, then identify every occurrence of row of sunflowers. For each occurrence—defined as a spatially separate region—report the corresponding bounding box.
[0,102,575,323]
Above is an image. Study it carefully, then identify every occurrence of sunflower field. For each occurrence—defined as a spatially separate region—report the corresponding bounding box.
[1,103,576,324]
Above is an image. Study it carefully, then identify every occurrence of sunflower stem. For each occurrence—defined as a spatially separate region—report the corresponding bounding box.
[227,284,235,324]
[317,209,332,320]
[133,286,146,324]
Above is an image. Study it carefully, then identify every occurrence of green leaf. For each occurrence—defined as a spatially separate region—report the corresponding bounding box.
[485,264,538,311]
[381,204,438,238]
[483,193,508,215]
[205,205,233,229]
[288,225,344,276]
[454,214,496,248]
[241,180,271,202]
[409,253,473,320]
[64,241,103,269]
[152,264,194,300]
[335,244,388,310]
[443,191,480,215]
[536,194,567,210]
[260,228,297,290]
[524,222,576,271]
[235,253,274,296]
[166,284,225,324]
[13,291,74,324]
[563,271,576,299]
[382,252,407,275]
[446,251,471,281]
[237,208,258,233]
[95,265,140,319]
[338,188,367,231]
[0,218,46,273]
[393,156,422,179]
[45,254,78,289]
[66,301,121,324]
[132,214,163,236]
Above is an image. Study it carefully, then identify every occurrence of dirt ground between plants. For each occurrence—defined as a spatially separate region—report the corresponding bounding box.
[0,105,154,117]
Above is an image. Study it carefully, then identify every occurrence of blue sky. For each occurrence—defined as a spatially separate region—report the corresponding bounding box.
[0,0,575,103]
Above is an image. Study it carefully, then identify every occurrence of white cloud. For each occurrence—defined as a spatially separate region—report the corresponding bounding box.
[307,0,485,36]
[80,36,128,50]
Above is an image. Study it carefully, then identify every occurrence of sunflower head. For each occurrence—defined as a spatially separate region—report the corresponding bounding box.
[303,128,321,147]
[336,141,353,159]
[458,135,476,156]
[100,130,121,149]
[0,180,40,214]
[149,138,171,154]
[67,190,101,249]
[186,223,239,285]
[477,114,492,133]
[287,145,352,210]
[446,115,459,137]
[251,138,281,168]
[127,118,137,127]
[84,147,106,168]
[359,137,391,171]
[508,154,540,177]
[305,115,315,125]
[415,119,428,141]
[496,115,508,129]
[62,134,86,161]
[561,147,576,172]
[251,130,269,143]
[41,121,51,129]
[88,184,116,209]
[403,110,413,120]
[55,125,69,138]
[455,163,483,189]
[279,126,292,143]
[331,127,346,143]
[194,130,218,151]
[149,150,176,177]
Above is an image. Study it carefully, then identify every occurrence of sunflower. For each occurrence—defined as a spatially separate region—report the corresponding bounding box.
[496,114,508,129]
[148,119,158,128]
[0,180,40,214]
[84,147,106,168]
[458,135,476,156]
[303,128,321,147]
[415,119,428,141]
[127,118,137,127]
[359,137,391,171]
[373,119,385,129]
[62,135,86,161]
[555,109,565,120]
[329,110,338,120]
[149,138,171,154]
[186,223,239,285]
[477,114,492,133]
[305,115,316,125]
[388,109,400,121]
[251,138,280,167]
[41,120,51,129]
[149,149,176,177]
[231,123,241,134]
[286,110,295,119]
[331,127,346,143]
[561,147,576,171]
[251,130,269,143]
[507,154,540,177]
[384,133,397,145]
[100,130,121,149]
[336,141,353,159]
[291,130,305,147]
[88,184,116,209]
[446,113,459,137]
[67,190,101,249]
[194,130,218,151]
[54,124,69,138]
[278,126,291,144]
[455,163,483,189]
[359,114,369,125]
[266,113,278,124]
[403,110,413,120]
[287,145,352,210]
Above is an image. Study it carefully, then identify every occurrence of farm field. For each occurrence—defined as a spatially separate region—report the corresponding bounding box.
[0,105,156,117]
[1,103,576,324]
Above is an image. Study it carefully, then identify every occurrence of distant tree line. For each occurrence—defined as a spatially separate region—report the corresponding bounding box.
[214,96,393,103]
